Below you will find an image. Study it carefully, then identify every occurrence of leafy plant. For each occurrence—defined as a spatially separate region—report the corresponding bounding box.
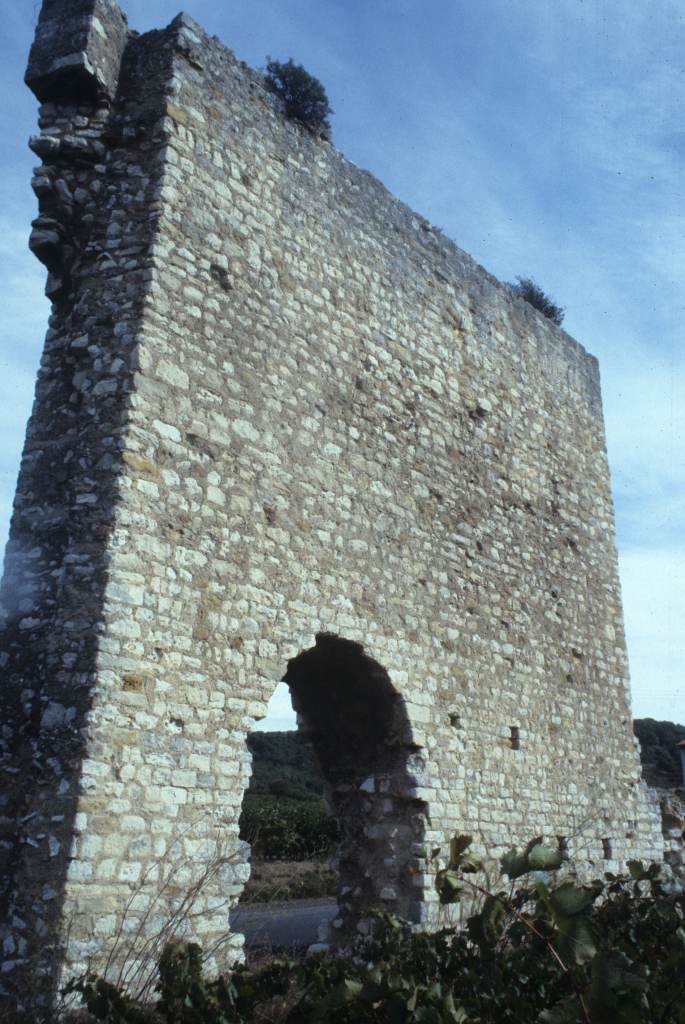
[510,276,565,326]
[63,835,685,1023]
[433,833,685,1023]
[264,57,333,137]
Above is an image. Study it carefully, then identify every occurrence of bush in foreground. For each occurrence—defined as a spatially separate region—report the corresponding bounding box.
[66,836,685,1022]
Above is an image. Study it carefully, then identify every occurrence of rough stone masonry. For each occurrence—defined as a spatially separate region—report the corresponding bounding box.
[0,0,669,1009]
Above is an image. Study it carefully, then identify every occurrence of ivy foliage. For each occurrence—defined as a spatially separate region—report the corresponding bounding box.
[65,836,685,1023]
[265,57,333,137]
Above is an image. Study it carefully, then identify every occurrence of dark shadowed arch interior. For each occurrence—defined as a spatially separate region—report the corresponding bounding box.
[283,633,428,941]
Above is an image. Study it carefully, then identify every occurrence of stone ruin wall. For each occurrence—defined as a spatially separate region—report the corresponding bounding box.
[0,0,667,1008]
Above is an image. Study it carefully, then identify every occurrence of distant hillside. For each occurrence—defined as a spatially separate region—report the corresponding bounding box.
[634,718,685,789]
[247,722,685,797]
[246,730,323,801]
[242,731,336,861]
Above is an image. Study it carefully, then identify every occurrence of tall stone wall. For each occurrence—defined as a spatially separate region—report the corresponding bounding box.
[0,0,664,1010]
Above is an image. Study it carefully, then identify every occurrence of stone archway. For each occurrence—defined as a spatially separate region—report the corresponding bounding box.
[283,633,428,943]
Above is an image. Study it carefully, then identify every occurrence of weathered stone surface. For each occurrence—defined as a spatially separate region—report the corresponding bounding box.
[0,0,674,1013]
[26,0,129,104]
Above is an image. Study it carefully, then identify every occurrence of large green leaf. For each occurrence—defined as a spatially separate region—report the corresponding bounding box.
[555,914,596,965]
[538,995,582,1023]
[436,868,464,904]
[449,834,474,868]
[500,836,560,878]
[468,894,506,948]
[460,855,484,874]
[523,835,545,856]
[588,950,644,1013]
[626,859,648,881]
[550,882,599,918]
[501,847,530,880]
[527,844,563,872]
[343,977,363,999]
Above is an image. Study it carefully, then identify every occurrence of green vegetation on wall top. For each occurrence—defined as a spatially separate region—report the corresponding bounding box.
[510,276,565,326]
[264,57,333,138]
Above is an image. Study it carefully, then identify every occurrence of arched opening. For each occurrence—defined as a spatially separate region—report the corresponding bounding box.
[235,633,428,949]
[238,688,340,912]
[283,633,428,941]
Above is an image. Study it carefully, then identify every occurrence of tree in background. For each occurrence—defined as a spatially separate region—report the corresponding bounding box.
[634,718,685,789]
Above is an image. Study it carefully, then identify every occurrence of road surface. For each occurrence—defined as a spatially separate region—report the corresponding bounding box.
[231,898,337,951]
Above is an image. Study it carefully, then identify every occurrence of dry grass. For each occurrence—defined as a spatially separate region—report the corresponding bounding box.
[240,859,336,904]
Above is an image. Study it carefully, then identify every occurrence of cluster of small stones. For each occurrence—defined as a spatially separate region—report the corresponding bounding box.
[0,0,671,1012]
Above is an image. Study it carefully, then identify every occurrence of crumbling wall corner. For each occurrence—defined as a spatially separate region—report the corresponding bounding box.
[25,0,130,104]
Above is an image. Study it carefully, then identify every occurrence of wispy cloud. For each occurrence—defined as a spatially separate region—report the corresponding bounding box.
[1,0,682,726]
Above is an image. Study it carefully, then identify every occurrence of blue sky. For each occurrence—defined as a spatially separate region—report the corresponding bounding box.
[1,0,683,729]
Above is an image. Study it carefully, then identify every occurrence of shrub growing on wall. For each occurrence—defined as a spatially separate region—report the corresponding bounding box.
[510,276,565,326]
[265,57,333,137]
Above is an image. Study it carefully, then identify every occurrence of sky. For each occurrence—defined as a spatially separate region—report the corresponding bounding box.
[0,0,683,731]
